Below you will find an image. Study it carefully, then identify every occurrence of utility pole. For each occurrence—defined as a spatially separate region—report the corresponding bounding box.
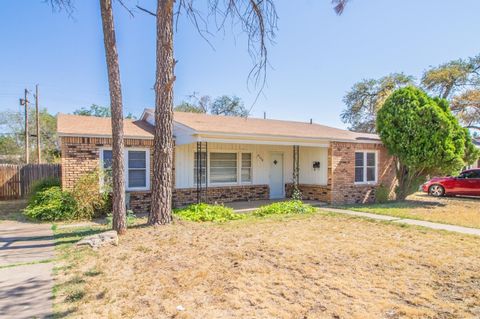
[35,84,41,163]
[20,89,30,164]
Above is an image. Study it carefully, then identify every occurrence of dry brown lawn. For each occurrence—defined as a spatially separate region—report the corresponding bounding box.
[55,213,480,319]
[346,193,480,229]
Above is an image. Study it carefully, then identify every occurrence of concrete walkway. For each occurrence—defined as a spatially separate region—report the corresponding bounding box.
[0,221,55,319]
[319,207,480,236]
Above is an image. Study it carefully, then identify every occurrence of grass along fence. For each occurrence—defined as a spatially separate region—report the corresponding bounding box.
[0,164,61,200]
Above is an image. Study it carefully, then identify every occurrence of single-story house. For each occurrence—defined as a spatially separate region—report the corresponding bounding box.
[57,110,397,213]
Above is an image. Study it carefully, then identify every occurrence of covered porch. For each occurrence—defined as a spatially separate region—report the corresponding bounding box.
[174,135,332,206]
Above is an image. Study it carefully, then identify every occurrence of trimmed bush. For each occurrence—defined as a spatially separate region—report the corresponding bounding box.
[174,203,244,222]
[23,186,77,221]
[253,200,316,217]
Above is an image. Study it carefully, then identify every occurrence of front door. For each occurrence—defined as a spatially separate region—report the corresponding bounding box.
[269,152,284,199]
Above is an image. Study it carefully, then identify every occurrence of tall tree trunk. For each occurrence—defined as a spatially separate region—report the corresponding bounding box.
[395,160,425,201]
[100,0,126,234]
[149,0,175,225]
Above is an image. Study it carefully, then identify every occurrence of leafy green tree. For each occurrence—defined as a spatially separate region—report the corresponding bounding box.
[174,102,206,113]
[0,108,58,163]
[0,135,22,163]
[74,104,111,117]
[174,94,248,117]
[450,90,480,129]
[421,55,480,129]
[342,55,480,132]
[377,86,479,200]
[341,73,414,132]
[211,95,249,117]
[73,104,136,119]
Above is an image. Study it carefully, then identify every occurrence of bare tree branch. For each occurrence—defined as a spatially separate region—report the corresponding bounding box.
[136,4,156,17]
[332,0,350,15]
[466,125,480,130]
[46,0,75,16]
[117,0,134,17]
[143,0,276,110]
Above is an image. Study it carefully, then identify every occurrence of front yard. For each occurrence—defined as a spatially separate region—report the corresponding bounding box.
[54,211,480,318]
[343,193,480,229]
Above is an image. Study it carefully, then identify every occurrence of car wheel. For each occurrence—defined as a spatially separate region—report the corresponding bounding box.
[429,184,445,197]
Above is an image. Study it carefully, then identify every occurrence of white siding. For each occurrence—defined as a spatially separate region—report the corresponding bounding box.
[299,146,328,185]
[175,143,328,188]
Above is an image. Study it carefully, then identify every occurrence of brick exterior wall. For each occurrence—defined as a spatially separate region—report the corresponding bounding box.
[127,185,269,213]
[60,136,154,190]
[128,191,152,214]
[330,142,396,204]
[60,136,396,209]
[173,185,270,208]
[285,183,330,202]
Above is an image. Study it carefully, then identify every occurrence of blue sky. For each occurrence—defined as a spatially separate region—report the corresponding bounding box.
[1,0,479,129]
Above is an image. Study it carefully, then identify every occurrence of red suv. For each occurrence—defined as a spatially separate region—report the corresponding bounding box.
[422,169,480,197]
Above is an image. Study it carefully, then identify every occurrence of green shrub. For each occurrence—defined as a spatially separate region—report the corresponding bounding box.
[28,177,61,204]
[72,170,111,219]
[375,184,390,204]
[24,186,77,221]
[253,200,316,217]
[174,203,244,222]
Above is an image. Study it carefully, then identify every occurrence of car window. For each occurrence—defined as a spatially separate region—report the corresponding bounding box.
[470,170,480,178]
[463,170,480,179]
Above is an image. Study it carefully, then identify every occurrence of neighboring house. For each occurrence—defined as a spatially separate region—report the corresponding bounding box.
[57,110,397,213]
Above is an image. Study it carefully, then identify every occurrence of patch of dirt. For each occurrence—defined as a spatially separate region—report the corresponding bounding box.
[56,214,480,318]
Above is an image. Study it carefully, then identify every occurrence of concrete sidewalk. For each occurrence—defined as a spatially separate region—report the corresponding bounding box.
[319,207,480,236]
[0,221,55,319]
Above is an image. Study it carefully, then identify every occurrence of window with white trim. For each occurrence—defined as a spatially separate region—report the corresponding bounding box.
[100,149,149,191]
[127,150,147,189]
[210,152,237,183]
[355,151,377,183]
[194,151,253,185]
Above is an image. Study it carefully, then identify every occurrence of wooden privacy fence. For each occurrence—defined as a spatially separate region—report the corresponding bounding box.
[0,164,61,200]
